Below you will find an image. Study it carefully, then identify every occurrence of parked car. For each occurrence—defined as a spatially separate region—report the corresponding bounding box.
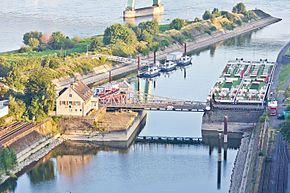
[277,114,285,120]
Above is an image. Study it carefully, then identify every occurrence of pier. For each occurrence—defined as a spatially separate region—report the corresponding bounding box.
[135,136,203,145]
[123,0,164,18]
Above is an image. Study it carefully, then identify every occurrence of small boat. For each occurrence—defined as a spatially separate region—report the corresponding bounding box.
[160,60,177,72]
[177,56,192,66]
[139,66,161,78]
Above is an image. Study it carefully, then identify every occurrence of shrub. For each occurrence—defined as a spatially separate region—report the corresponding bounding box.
[170,18,187,30]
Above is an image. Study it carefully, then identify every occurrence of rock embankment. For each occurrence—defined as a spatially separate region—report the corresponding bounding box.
[0,135,63,185]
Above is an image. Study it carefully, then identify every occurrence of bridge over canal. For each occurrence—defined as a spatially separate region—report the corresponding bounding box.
[99,91,207,112]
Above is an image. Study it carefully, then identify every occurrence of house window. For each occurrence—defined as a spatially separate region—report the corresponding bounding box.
[76,101,81,106]
[62,101,66,105]
[69,94,72,97]
[69,101,72,105]
[75,109,78,112]
[69,105,72,108]
[80,109,82,111]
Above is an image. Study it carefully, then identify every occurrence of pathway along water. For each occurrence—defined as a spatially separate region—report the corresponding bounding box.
[1,1,290,193]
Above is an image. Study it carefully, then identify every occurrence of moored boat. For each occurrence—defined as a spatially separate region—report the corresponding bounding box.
[139,66,161,78]
[160,60,177,72]
[177,56,192,66]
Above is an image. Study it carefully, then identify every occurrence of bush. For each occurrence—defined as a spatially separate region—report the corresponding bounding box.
[112,41,136,57]
[209,26,217,32]
[202,10,213,20]
[170,18,187,30]
[172,34,186,44]
[159,39,170,48]
[18,46,33,53]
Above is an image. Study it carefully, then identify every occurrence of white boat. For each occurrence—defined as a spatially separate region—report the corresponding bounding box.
[139,66,161,78]
[177,56,192,66]
[160,60,177,72]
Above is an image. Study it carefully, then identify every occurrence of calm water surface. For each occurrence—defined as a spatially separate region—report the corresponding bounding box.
[1,0,290,192]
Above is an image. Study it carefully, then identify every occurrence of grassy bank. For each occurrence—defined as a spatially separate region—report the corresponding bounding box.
[277,63,290,91]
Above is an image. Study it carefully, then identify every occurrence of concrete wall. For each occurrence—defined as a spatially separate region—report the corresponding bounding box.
[202,109,264,123]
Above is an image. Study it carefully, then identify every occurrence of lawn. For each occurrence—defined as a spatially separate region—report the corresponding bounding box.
[277,63,290,91]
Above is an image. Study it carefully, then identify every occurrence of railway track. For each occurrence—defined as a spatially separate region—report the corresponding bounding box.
[0,122,34,147]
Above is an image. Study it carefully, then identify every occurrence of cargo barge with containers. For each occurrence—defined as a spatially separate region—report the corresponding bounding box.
[209,58,276,107]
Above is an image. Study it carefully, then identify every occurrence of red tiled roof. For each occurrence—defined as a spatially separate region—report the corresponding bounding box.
[71,80,93,102]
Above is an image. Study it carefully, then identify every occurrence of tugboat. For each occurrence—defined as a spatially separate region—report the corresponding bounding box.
[160,60,177,72]
[139,66,161,78]
[177,56,192,66]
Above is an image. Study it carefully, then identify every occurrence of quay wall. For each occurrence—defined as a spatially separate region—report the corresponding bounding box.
[202,109,264,123]
[62,111,147,146]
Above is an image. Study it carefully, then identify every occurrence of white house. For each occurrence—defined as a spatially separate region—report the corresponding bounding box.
[0,100,9,118]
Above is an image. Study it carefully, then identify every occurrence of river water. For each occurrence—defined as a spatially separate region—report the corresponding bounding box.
[1,0,290,193]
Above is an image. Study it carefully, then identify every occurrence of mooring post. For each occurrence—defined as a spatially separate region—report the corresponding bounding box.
[109,70,112,82]
[138,55,140,71]
[224,143,228,161]
[209,145,213,156]
[184,43,187,56]
[224,116,228,143]
[153,51,156,64]
[183,68,187,79]
[153,80,156,88]
[217,132,222,189]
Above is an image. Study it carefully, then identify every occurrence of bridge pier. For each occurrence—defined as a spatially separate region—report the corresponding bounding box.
[123,0,164,18]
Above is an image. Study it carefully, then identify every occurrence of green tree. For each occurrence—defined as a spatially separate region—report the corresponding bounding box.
[140,30,153,43]
[90,37,102,51]
[0,148,17,172]
[138,21,159,35]
[232,2,247,14]
[212,8,221,17]
[25,69,56,121]
[8,96,26,119]
[50,32,67,49]
[169,18,186,30]
[28,38,40,49]
[103,24,137,45]
[23,31,42,46]
[111,41,136,57]
[202,10,213,20]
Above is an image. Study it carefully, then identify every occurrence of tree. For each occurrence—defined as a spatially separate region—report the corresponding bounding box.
[140,30,153,44]
[232,3,247,14]
[111,41,136,57]
[28,38,40,49]
[138,21,159,35]
[169,18,186,30]
[202,10,213,20]
[90,37,102,50]
[25,69,56,121]
[39,33,52,44]
[212,8,221,17]
[0,148,17,172]
[23,31,42,45]
[103,24,137,45]
[50,32,67,49]
[8,96,26,119]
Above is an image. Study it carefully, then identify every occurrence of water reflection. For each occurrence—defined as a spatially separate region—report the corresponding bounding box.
[27,160,55,184]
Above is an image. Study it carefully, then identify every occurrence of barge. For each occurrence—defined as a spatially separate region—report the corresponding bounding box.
[209,58,275,106]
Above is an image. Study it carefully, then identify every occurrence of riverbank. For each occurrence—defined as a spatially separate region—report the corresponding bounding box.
[0,134,63,185]
[53,10,281,92]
